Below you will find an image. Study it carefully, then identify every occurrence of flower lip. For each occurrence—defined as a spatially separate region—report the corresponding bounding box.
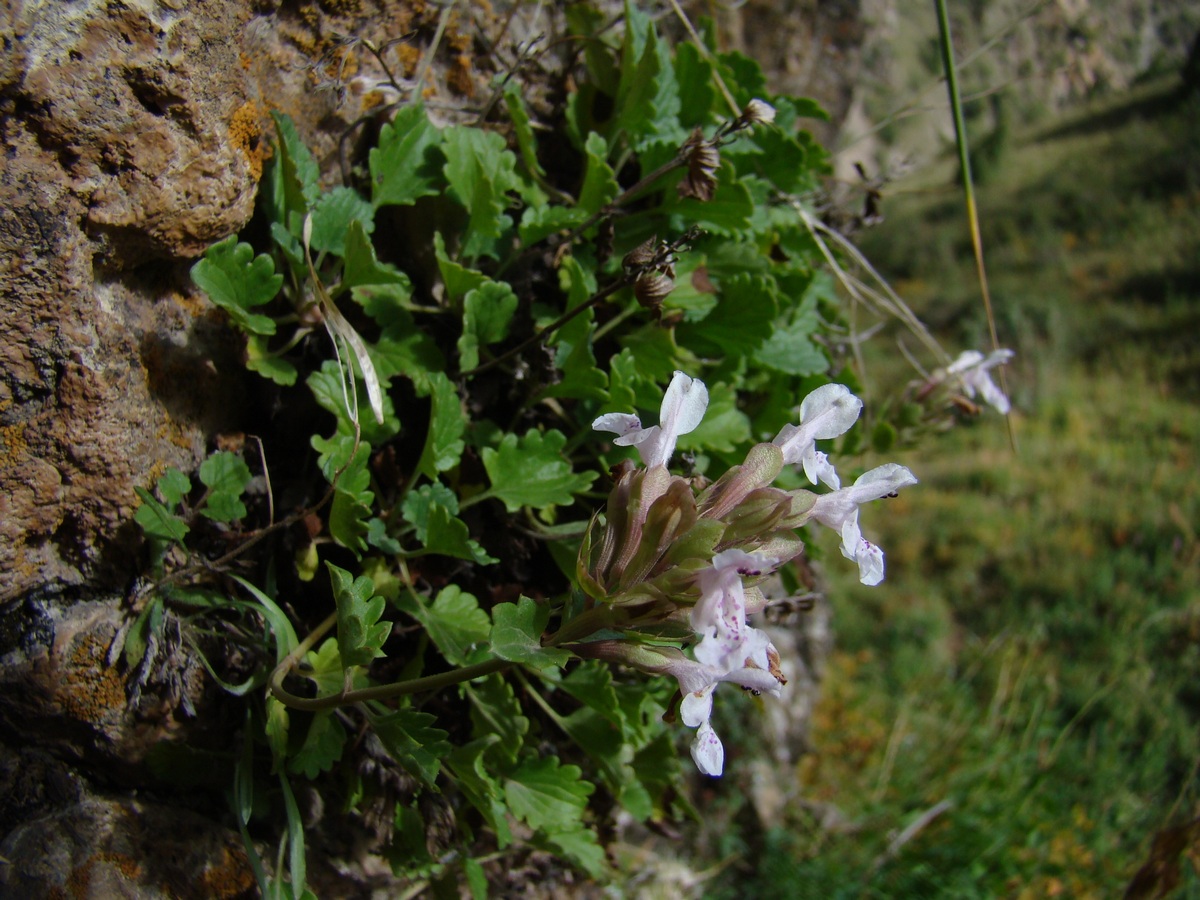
[773,384,862,489]
[592,370,709,469]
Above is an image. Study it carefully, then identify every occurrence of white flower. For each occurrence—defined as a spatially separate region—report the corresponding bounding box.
[675,646,783,778]
[691,549,773,672]
[592,370,709,469]
[772,384,863,489]
[947,349,1015,414]
[808,463,918,585]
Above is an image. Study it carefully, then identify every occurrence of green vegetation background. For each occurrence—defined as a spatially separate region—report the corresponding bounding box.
[705,78,1200,898]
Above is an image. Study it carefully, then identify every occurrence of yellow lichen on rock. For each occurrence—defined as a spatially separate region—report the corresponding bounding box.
[57,632,128,725]
[228,101,267,182]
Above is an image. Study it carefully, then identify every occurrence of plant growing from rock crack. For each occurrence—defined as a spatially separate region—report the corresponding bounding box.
[129,3,1012,893]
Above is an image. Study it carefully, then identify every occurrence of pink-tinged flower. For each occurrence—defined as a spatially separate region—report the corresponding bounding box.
[947,349,1015,414]
[568,639,784,778]
[772,384,863,489]
[676,643,783,777]
[691,549,775,672]
[808,463,917,585]
[593,370,709,469]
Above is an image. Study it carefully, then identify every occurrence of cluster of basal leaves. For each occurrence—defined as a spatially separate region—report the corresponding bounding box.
[132,3,864,894]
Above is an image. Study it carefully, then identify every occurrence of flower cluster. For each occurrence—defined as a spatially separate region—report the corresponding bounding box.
[583,372,916,775]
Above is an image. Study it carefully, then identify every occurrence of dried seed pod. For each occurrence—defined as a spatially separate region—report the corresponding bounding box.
[740,98,777,126]
[623,235,659,271]
[634,271,674,310]
[677,128,720,201]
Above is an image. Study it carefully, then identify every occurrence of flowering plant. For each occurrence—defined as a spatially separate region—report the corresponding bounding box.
[579,371,916,774]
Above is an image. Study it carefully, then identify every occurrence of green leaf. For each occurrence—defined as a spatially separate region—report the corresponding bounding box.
[198,451,252,522]
[158,468,192,506]
[504,755,594,832]
[541,257,607,402]
[467,674,528,767]
[303,637,364,696]
[482,429,597,513]
[448,739,513,847]
[434,231,487,301]
[321,451,372,556]
[559,660,623,724]
[577,132,619,216]
[341,220,411,296]
[265,111,320,232]
[246,334,299,386]
[489,596,570,670]
[288,711,346,779]
[397,585,491,667]
[673,169,754,236]
[416,372,466,478]
[372,313,444,393]
[458,280,518,372]
[371,709,451,787]
[504,83,545,178]
[753,284,826,376]
[613,3,682,150]
[370,104,444,208]
[366,517,403,554]
[541,827,608,879]
[680,380,752,455]
[674,41,716,127]
[518,204,589,247]
[424,504,498,565]
[327,562,392,667]
[717,48,768,106]
[134,487,189,542]
[678,272,777,358]
[307,359,399,446]
[442,125,517,260]
[191,235,283,336]
[265,696,290,767]
[233,576,299,665]
[308,186,374,256]
[400,483,460,539]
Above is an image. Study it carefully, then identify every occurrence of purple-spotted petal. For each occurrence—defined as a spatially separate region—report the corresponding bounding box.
[691,720,725,776]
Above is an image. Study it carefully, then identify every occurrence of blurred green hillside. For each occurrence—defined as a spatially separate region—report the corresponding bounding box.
[706,75,1200,898]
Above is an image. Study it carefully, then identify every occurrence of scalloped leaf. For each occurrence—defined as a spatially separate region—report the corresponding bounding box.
[482,429,597,512]
[190,235,283,336]
[327,562,392,667]
[489,596,570,670]
[370,104,444,208]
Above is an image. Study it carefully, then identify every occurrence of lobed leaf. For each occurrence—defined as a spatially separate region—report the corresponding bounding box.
[371,709,451,787]
[370,104,444,208]
[198,451,252,522]
[190,235,283,336]
[489,596,570,670]
[504,755,594,833]
[327,562,392,668]
[481,429,597,513]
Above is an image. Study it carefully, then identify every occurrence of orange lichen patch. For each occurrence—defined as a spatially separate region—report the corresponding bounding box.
[65,853,142,899]
[57,632,128,724]
[199,845,256,898]
[396,42,421,78]
[229,101,267,182]
[446,15,472,53]
[446,53,475,97]
[1,420,28,469]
